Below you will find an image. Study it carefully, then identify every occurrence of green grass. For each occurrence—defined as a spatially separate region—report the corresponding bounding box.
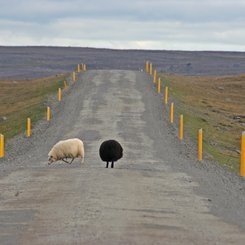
[0,74,69,140]
[159,72,244,173]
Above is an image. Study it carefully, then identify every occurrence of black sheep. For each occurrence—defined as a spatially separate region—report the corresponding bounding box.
[99,140,123,168]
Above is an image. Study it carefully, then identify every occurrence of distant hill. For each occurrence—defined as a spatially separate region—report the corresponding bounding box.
[0,46,245,79]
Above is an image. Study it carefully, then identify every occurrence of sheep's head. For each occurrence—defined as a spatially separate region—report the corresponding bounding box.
[48,154,57,165]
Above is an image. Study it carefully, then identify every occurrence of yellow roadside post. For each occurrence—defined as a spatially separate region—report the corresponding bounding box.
[0,134,4,158]
[165,86,168,105]
[158,78,161,93]
[198,129,203,161]
[82,63,86,72]
[27,118,31,137]
[64,80,68,90]
[77,64,80,73]
[58,88,62,102]
[180,115,183,141]
[153,69,157,83]
[47,106,51,121]
[240,131,245,176]
[149,63,152,75]
[146,61,149,73]
[73,71,76,81]
[170,102,174,124]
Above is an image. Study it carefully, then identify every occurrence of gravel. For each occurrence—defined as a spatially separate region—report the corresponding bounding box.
[0,70,245,244]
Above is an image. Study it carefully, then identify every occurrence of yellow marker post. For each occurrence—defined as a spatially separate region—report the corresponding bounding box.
[158,78,161,93]
[153,69,157,83]
[64,80,68,90]
[27,118,31,137]
[58,88,62,102]
[77,64,80,73]
[165,86,168,105]
[73,71,76,81]
[198,129,203,161]
[180,115,183,141]
[82,63,85,72]
[47,106,51,121]
[149,63,152,75]
[240,131,245,176]
[146,61,149,73]
[170,102,174,124]
[0,134,4,158]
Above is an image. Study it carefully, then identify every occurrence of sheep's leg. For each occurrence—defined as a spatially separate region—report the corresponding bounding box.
[111,162,114,168]
[80,156,84,164]
[69,158,75,164]
[106,162,109,168]
[62,158,70,164]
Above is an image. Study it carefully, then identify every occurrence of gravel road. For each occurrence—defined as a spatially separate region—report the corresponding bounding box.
[0,70,245,244]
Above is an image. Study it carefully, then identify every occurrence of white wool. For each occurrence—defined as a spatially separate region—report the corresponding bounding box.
[48,138,84,163]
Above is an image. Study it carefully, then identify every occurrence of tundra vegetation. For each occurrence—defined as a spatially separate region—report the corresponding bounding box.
[159,73,245,172]
[0,74,69,139]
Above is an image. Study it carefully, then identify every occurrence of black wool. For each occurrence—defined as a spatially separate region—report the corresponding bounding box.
[99,140,123,168]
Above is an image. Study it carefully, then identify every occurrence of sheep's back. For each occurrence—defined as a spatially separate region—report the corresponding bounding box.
[99,140,123,162]
[53,138,83,158]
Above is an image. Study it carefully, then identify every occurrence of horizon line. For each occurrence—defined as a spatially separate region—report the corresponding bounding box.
[0,45,244,53]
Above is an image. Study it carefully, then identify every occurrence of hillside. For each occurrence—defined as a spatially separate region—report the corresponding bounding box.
[1,46,245,79]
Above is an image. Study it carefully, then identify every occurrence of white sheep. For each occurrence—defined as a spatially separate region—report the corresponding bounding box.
[48,138,84,165]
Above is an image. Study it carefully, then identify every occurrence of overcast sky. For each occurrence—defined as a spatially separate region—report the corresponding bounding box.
[0,0,245,51]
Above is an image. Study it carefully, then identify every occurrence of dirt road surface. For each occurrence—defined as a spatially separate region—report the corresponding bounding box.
[1,70,245,244]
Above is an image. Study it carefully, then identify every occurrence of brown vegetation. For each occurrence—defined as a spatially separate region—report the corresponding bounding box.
[159,73,245,172]
[0,74,68,139]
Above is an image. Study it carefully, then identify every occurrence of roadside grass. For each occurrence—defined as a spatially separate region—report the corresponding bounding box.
[0,74,69,139]
[159,73,245,173]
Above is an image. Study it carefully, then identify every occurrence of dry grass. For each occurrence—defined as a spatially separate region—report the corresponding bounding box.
[0,74,69,139]
[159,73,245,172]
